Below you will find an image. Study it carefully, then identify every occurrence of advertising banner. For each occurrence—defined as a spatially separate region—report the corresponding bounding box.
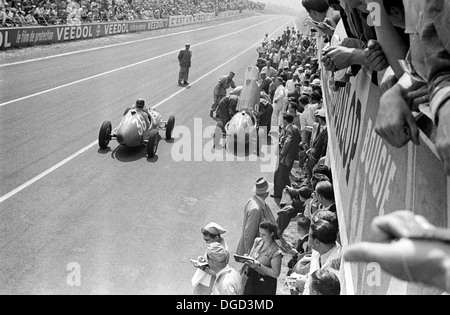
[0,19,169,50]
[168,13,216,27]
[322,23,448,295]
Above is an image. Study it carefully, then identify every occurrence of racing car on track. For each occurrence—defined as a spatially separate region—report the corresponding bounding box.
[98,102,175,158]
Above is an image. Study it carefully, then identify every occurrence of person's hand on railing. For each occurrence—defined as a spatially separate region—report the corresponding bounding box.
[375,83,420,147]
[322,45,363,71]
[344,211,450,292]
[404,84,429,112]
[364,40,389,72]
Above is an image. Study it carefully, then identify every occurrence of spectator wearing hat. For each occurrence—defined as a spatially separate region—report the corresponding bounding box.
[311,78,321,88]
[236,177,276,256]
[193,222,228,295]
[178,43,192,85]
[272,113,301,199]
[212,72,236,111]
[243,221,283,295]
[206,242,243,295]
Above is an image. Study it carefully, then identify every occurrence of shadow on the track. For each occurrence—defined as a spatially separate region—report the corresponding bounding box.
[110,145,150,162]
[97,148,111,155]
[147,155,159,163]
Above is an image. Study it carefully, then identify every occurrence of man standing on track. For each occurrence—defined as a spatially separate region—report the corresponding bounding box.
[178,43,192,86]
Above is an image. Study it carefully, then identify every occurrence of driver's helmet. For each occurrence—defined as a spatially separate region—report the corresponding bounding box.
[135,98,145,108]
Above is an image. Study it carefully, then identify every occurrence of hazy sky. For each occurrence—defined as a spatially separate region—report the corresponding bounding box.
[258,0,304,12]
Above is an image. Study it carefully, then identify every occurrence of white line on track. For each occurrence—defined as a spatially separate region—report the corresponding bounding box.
[0,21,291,205]
[0,16,265,68]
[0,17,279,108]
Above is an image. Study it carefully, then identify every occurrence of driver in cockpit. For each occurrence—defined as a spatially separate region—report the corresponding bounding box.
[133,98,151,129]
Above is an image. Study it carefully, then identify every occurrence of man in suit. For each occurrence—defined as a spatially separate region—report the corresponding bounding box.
[305,108,328,185]
[272,113,301,198]
[236,177,276,256]
[315,181,336,213]
[178,43,192,85]
[257,96,274,137]
[302,219,341,295]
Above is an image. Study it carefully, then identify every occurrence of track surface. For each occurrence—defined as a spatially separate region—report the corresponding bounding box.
[0,14,300,294]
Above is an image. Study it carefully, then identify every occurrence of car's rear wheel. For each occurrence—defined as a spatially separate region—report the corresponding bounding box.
[99,121,112,149]
[165,115,175,140]
[147,129,159,158]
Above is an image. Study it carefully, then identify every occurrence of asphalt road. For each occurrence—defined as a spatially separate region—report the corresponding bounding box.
[0,14,303,294]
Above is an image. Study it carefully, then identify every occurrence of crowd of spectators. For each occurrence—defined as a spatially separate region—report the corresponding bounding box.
[195,22,341,295]
[300,0,450,294]
[193,0,450,296]
[0,0,264,27]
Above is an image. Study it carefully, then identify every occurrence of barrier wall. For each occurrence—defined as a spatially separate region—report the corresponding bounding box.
[0,10,244,50]
[168,13,217,27]
[322,22,449,295]
[168,11,240,27]
[0,19,169,50]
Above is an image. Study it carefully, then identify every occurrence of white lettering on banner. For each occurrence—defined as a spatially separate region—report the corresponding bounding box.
[332,85,360,184]
[130,23,147,32]
[360,119,397,215]
[33,30,54,43]
[147,20,166,30]
[56,26,92,41]
[0,31,12,48]
[104,24,128,35]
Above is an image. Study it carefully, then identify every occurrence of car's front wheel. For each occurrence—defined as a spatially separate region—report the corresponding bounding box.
[99,121,112,149]
[165,115,175,140]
